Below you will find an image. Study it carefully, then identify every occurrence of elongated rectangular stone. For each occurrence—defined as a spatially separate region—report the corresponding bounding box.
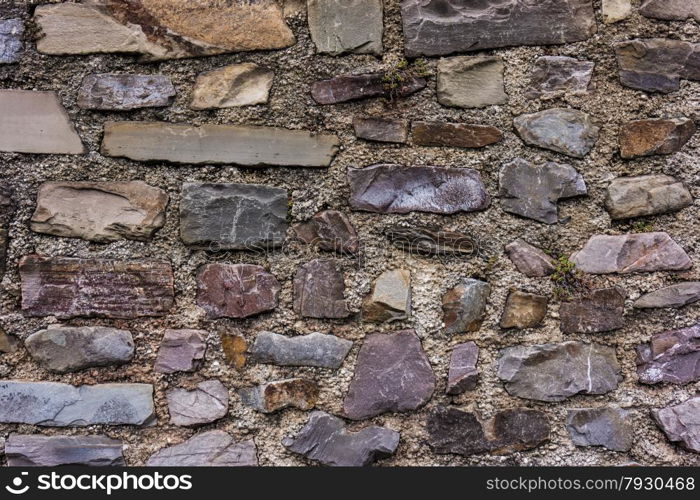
[20,255,174,318]
[78,74,176,110]
[6,435,125,466]
[0,185,12,277]
[101,121,339,167]
[0,18,24,64]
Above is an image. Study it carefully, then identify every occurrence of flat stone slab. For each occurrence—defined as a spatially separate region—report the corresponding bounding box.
[401,0,596,57]
[514,108,599,158]
[636,324,700,385]
[283,411,400,466]
[634,282,700,309]
[386,225,477,256]
[167,380,229,427]
[571,232,692,274]
[603,0,632,23]
[348,164,490,215]
[0,186,12,278]
[412,122,503,148]
[0,90,84,154]
[0,18,23,63]
[362,269,411,323]
[311,73,426,104]
[0,381,155,426]
[26,326,134,373]
[20,255,174,319]
[525,56,594,99]
[308,0,383,55]
[78,74,175,110]
[566,407,633,452]
[101,122,339,167]
[500,291,548,329]
[653,396,700,453]
[353,117,409,144]
[293,259,349,319]
[443,279,490,334]
[190,63,274,109]
[30,181,169,242]
[154,329,207,374]
[6,434,125,467]
[292,210,359,254]
[619,118,696,159]
[250,331,352,369]
[505,238,556,277]
[497,342,622,402]
[639,0,700,21]
[605,175,692,220]
[437,56,507,108]
[147,430,258,466]
[560,288,626,334]
[240,378,319,414]
[447,342,479,395]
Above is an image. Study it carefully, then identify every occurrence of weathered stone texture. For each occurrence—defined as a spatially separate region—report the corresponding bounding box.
[292,210,359,254]
[362,269,411,323]
[500,291,548,329]
[0,18,23,64]
[634,283,700,309]
[78,74,175,110]
[190,63,274,109]
[0,185,12,278]
[293,259,349,319]
[387,225,477,256]
[602,0,632,23]
[653,397,700,453]
[250,331,352,369]
[240,378,319,413]
[446,342,479,395]
[639,0,700,21]
[636,325,700,385]
[6,434,125,467]
[605,175,692,220]
[437,56,506,108]
[619,118,696,159]
[147,431,258,466]
[566,407,633,452]
[514,108,599,158]
[560,288,626,334]
[353,117,409,144]
[505,239,556,277]
[412,122,503,148]
[525,56,594,99]
[154,329,207,374]
[307,0,383,55]
[311,73,426,104]
[443,279,490,334]
[167,380,229,427]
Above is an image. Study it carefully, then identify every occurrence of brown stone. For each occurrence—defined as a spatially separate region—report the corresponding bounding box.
[560,288,625,334]
[412,122,502,148]
[292,210,359,255]
[619,118,696,159]
[500,291,547,329]
[239,378,319,413]
[0,328,18,354]
[311,73,426,105]
[443,279,490,334]
[362,269,411,323]
[352,117,409,143]
[504,239,556,277]
[221,334,247,370]
[293,259,349,319]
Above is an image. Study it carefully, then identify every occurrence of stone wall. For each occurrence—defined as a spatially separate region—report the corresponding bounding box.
[0,0,698,466]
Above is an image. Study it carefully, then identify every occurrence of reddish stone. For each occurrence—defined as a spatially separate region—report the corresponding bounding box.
[293,259,349,319]
[292,210,359,255]
[311,73,426,105]
[412,122,502,148]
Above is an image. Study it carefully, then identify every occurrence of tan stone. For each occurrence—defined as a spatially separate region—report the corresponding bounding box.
[602,0,632,24]
[362,269,411,323]
[221,334,247,370]
[190,63,274,109]
[437,56,507,109]
[500,291,548,329]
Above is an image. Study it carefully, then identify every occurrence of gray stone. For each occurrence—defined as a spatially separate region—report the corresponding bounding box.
[525,56,594,99]
[308,0,383,55]
[0,18,23,64]
[190,63,274,109]
[386,225,477,256]
[560,288,626,334]
[653,396,700,453]
[102,122,339,167]
[619,118,696,159]
[239,378,319,414]
[566,407,633,452]
[353,117,409,144]
[293,259,349,319]
[6,434,125,466]
[640,0,700,21]
[497,342,622,402]
[437,56,506,108]
[154,329,207,374]
[167,380,229,427]
[292,210,359,254]
[348,164,490,215]
[0,185,12,278]
[636,325,700,385]
[442,279,490,334]
[505,239,556,277]
[147,430,258,466]
[180,183,288,251]
[283,411,400,466]
[26,326,134,373]
[250,331,352,369]
[514,108,599,158]
[311,73,426,105]
[78,74,175,110]
[602,0,632,23]
[571,232,692,274]
[499,158,587,224]
[605,175,692,220]
[446,342,479,395]
[634,282,700,309]
[500,291,548,329]
[0,381,155,426]
[362,269,411,323]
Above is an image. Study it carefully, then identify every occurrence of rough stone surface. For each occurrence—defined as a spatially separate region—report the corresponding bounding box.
[250,331,352,369]
[571,232,692,274]
[292,210,359,254]
[0,18,23,64]
[240,378,319,413]
[636,325,700,385]
[362,269,411,323]
[348,164,490,215]
[353,117,409,144]
[605,175,692,220]
[653,397,700,453]
[293,259,349,319]
[513,108,599,158]
[167,380,229,427]
[446,342,479,395]
[0,381,155,426]
[307,0,383,56]
[566,407,633,452]
[0,328,18,354]
[197,263,281,319]
[505,239,556,277]
[412,122,503,148]
[639,0,700,21]
[283,411,400,466]
[221,333,247,370]
[386,225,477,256]
[436,56,506,108]
[499,158,587,224]
[602,0,632,23]
[525,56,594,99]
[190,63,274,109]
[30,181,169,242]
[0,185,12,277]
[343,330,435,420]
[634,283,700,309]
[20,255,174,319]
[147,431,257,466]
[497,342,622,402]
[6,434,125,467]
[311,73,426,104]
[26,326,135,373]
[78,74,175,110]
[500,291,548,329]
[619,118,696,159]
[443,279,491,334]
[154,329,207,374]
[560,288,626,334]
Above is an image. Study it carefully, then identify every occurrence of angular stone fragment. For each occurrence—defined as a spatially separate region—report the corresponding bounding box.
[446,342,479,395]
[0,18,23,64]
[0,90,84,154]
[352,117,409,144]
[602,0,632,23]
[499,158,587,224]
[500,291,547,329]
[293,259,349,319]
[20,255,174,319]
[250,331,352,369]
[615,39,700,93]
[311,73,426,105]
[348,164,490,215]
[78,74,175,110]
[197,263,280,319]
[292,210,359,254]
[497,342,622,402]
[362,269,411,323]
[525,56,594,99]
[653,396,700,453]
[283,411,399,466]
[154,329,207,374]
[0,381,155,426]
[605,175,692,220]
[240,378,319,414]
[443,279,490,334]
[0,185,12,277]
[26,326,134,373]
[514,108,599,158]
[401,0,596,57]
[412,122,503,148]
[190,63,274,109]
[308,0,383,55]
[437,56,506,108]
[636,325,700,385]
[343,330,435,420]
[566,407,633,452]
[571,232,692,274]
[619,118,696,159]
[560,288,626,334]
[634,282,700,309]
[102,122,339,167]
[34,1,294,61]
[30,181,169,242]
[221,334,247,370]
[639,0,700,21]
[386,225,477,256]
[167,380,229,427]
[0,327,18,353]
[147,430,258,466]
[505,239,556,277]
[6,434,125,467]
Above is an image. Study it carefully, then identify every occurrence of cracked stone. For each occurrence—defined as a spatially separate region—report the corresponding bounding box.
[619,118,696,159]
[446,342,479,395]
[190,63,274,109]
[602,0,632,23]
[500,291,548,329]
[560,288,626,334]
[566,407,633,452]
[412,122,503,148]
[167,380,229,427]
[353,116,409,144]
[78,73,175,110]
[293,259,349,319]
[514,108,599,158]
[0,18,23,63]
[250,331,352,369]
[292,210,359,255]
[505,239,556,277]
[605,175,692,220]
[147,430,258,466]
[311,72,426,104]
[6,434,125,467]
[525,56,594,99]
[653,396,700,453]
[443,279,490,334]
[386,225,477,256]
[239,378,319,414]
[0,185,12,278]
[634,282,700,309]
[154,329,207,374]
[221,333,247,370]
[362,269,411,323]
[640,0,700,21]
[636,324,700,385]
[436,56,507,108]
[307,0,383,55]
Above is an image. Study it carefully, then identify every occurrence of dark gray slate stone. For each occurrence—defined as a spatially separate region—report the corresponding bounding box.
[634,282,700,309]
[442,279,490,334]
[560,288,626,334]
[311,73,426,105]
[6,434,125,466]
[292,210,359,254]
[250,331,353,369]
[308,0,383,55]
[239,378,319,414]
[154,329,207,374]
[514,108,600,158]
[566,407,633,452]
[639,0,700,22]
[499,158,587,223]
[293,259,350,319]
[26,326,134,373]
[0,381,155,426]
[78,74,176,110]
[343,329,435,420]
[497,342,622,402]
[348,164,490,215]
[180,183,288,251]
[167,380,229,427]
[447,342,479,395]
[0,18,23,64]
[505,238,556,277]
[636,325,700,385]
[353,116,409,143]
[653,396,700,453]
[401,0,596,57]
[605,175,692,220]
[147,430,258,466]
[0,185,12,278]
[283,411,400,466]
[386,225,477,256]
[525,56,594,99]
